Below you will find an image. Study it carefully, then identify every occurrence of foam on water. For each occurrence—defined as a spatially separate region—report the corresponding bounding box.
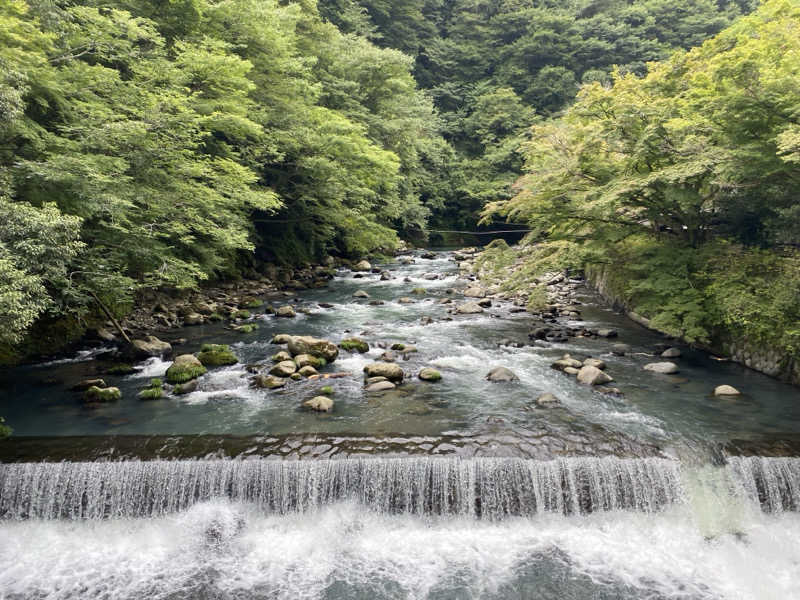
[128,356,170,379]
[1,498,799,600]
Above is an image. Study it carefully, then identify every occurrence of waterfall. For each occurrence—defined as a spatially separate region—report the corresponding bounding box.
[0,456,681,520]
[2,456,797,521]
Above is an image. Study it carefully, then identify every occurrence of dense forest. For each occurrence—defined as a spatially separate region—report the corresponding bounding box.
[1,0,797,371]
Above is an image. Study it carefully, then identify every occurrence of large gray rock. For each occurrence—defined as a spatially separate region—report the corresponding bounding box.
[486,366,518,382]
[131,336,172,359]
[576,365,613,385]
[643,362,680,374]
[288,336,339,362]
[363,362,404,383]
[456,301,484,314]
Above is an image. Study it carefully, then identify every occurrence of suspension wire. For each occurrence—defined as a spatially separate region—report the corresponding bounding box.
[425,229,534,235]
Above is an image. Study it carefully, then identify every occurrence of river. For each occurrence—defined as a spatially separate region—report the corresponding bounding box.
[1,249,799,599]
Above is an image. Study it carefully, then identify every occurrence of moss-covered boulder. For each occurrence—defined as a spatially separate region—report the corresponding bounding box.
[295,354,324,368]
[288,336,338,362]
[363,362,404,383]
[418,368,442,382]
[84,386,122,403]
[252,374,286,389]
[138,379,164,400]
[231,309,251,320]
[233,324,259,334]
[197,344,238,367]
[271,334,292,344]
[340,338,369,353]
[166,354,207,384]
[271,350,292,363]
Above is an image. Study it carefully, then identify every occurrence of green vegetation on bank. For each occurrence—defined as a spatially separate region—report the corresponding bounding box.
[0,0,448,352]
[484,0,800,363]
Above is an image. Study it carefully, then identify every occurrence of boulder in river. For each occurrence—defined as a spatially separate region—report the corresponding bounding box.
[271,334,292,344]
[463,286,487,298]
[582,358,606,370]
[84,386,122,403]
[661,347,682,358]
[456,301,484,314]
[611,343,630,356]
[270,360,298,378]
[304,396,334,412]
[272,351,292,363]
[71,379,106,392]
[252,375,286,389]
[173,380,199,395]
[596,329,618,338]
[364,362,404,383]
[397,297,415,304]
[486,366,518,382]
[535,393,561,407]
[352,260,372,272]
[551,356,582,371]
[298,365,318,377]
[288,336,339,362]
[418,368,442,382]
[353,290,370,298]
[576,365,613,385]
[564,366,580,376]
[643,362,680,374]
[294,354,323,368]
[166,355,207,384]
[183,312,204,326]
[365,381,396,392]
[276,305,296,318]
[197,344,238,367]
[411,287,426,295]
[714,385,741,396]
[340,338,369,353]
[131,336,172,359]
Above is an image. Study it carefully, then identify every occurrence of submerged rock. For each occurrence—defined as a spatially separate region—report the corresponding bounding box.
[166,355,207,384]
[364,362,404,383]
[173,380,199,395]
[535,393,561,407]
[643,362,680,374]
[576,365,613,385]
[611,343,630,356]
[714,384,741,396]
[71,379,106,392]
[304,396,334,412]
[661,347,682,358]
[486,366,518,382]
[596,329,618,338]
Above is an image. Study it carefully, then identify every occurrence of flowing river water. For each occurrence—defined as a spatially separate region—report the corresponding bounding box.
[1,249,800,599]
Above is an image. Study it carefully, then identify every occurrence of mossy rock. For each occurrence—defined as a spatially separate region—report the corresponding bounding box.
[290,373,303,381]
[231,310,251,320]
[197,344,238,367]
[137,383,164,401]
[233,324,259,334]
[340,338,369,353]
[418,368,442,382]
[272,351,292,363]
[0,417,11,439]
[84,386,122,403]
[241,299,263,309]
[390,343,406,351]
[319,386,334,396]
[207,312,224,322]
[104,363,137,376]
[166,355,207,384]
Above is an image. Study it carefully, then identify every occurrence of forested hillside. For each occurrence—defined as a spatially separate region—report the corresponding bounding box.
[483,0,800,377]
[3,0,797,371]
[319,0,756,228]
